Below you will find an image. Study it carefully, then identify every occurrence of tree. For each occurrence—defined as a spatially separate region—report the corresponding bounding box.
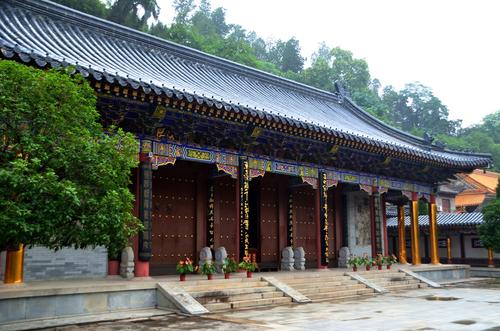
[0,60,141,257]
[108,0,160,30]
[172,0,195,24]
[51,0,109,18]
[479,198,500,253]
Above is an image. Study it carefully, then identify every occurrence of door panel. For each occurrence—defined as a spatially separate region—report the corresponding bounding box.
[293,186,317,263]
[214,176,237,259]
[259,174,279,266]
[151,164,196,268]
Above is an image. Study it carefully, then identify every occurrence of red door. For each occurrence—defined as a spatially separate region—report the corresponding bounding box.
[259,174,280,267]
[151,162,197,273]
[293,186,317,265]
[214,176,237,259]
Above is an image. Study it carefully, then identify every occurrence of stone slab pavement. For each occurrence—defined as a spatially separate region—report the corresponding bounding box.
[38,279,500,331]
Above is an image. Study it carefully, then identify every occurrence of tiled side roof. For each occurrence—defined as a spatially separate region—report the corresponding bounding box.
[0,0,492,169]
[387,212,483,228]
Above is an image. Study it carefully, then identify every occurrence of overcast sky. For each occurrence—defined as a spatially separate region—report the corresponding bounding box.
[158,0,500,127]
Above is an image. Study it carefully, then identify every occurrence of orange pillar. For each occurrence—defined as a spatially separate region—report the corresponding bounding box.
[410,193,421,265]
[428,194,440,264]
[447,237,452,264]
[397,204,408,264]
[488,248,495,268]
[4,245,24,284]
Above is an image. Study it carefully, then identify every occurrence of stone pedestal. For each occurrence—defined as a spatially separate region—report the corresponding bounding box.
[338,246,351,268]
[214,247,227,273]
[293,247,305,270]
[120,247,134,279]
[199,247,212,267]
[281,246,295,271]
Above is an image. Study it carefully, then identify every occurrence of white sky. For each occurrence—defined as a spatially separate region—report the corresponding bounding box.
[158,0,500,127]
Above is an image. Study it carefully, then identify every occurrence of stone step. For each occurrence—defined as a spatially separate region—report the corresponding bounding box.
[279,276,352,284]
[283,278,358,287]
[372,279,421,286]
[384,283,427,291]
[178,276,256,286]
[355,271,403,277]
[275,272,350,282]
[181,281,269,292]
[204,296,293,312]
[190,286,277,298]
[306,288,375,300]
[196,290,284,304]
[293,283,366,292]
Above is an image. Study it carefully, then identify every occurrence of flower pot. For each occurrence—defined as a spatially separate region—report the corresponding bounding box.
[179,274,186,282]
[207,274,213,280]
[377,265,382,270]
[387,265,391,270]
[224,273,230,279]
[108,260,119,276]
[366,265,371,271]
[352,266,357,272]
[247,271,252,278]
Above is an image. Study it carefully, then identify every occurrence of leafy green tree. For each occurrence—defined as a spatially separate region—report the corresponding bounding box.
[0,60,141,257]
[173,0,195,24]
[479,197,500,253]
[51,0,109,18]
[108,0,160,30]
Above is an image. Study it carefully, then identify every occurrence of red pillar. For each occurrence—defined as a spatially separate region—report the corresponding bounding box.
[369,191,377,257]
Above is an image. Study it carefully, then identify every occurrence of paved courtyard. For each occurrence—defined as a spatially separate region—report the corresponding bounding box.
[43,279,500,331]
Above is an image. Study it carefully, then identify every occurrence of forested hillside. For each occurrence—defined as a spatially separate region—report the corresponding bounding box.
[53,0,500,171]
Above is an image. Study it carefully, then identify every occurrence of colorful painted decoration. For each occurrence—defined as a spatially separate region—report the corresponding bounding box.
[140,138,432,195]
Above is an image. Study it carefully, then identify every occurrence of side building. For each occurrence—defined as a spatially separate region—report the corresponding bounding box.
[0,0,492,281]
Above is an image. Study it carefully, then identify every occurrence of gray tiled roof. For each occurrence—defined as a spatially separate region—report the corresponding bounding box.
[0,0,491,168]
[387,212,483,228]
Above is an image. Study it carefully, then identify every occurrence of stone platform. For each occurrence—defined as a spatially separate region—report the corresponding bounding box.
[0,264,471,330]
[470,267,500,278]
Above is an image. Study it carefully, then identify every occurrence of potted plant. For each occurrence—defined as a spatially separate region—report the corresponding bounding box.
[200,260,217,280]
[176,257,194,281]
[238,255,257,278]
[385,254,398,270]
[347,255,363,272]
[222,257,238,279]
[374,254,384,270]
[362,254,372,271]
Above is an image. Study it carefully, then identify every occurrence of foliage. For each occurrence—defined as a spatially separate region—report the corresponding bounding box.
[374,254,384,266]
[347,255,364,267]
[221,257,238,274]
[52,0,109,18]
[176,257,194,274]
[0,60,141,256]
[385,255,398,266]
[238,255,257,272]
[479,199,500,253]
[200,260,217,275]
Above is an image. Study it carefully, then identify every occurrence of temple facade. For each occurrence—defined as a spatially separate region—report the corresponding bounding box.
[0,0,492,280]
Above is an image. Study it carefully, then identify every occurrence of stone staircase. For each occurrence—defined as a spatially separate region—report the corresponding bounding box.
[275,271,376,302]
[178,276,292,312]
[355,269,428,291]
